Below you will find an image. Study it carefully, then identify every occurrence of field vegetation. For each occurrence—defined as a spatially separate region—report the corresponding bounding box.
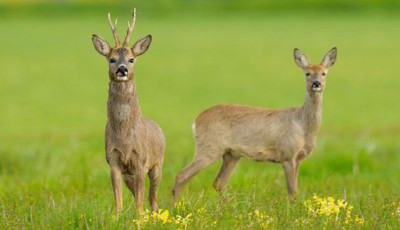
[1,1,400,229]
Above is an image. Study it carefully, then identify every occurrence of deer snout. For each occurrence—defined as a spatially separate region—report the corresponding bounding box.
[311,81,323,92]
[312,81,321,87]
[116,65,128,76]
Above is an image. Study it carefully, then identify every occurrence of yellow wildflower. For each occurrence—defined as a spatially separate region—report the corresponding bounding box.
[393,201,400,217]
[133,211,150,227]
[196,206,206,215]
[174,200,189,212]
[172,213,192,229]
[355,215,364,225]
[345,205,353,224]
[337,199,347,208]
[246,209,273,229]
[152,209,169,224]
[304,194,363,227]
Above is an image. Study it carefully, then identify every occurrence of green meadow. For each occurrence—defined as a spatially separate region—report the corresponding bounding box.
[1,1,400,229]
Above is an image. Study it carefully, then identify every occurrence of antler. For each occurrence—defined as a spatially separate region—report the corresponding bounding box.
[123,8,137,46]
[108,13,121,46]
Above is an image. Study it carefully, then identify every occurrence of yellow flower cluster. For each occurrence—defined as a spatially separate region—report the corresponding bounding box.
[344,204,353,224]
[132,209,192,229]
[196,206,206,215]
[128,195,371,228]
[392,201,400,219]
[302,194,364,227]
[174,200,189,213]
[152,209,170,224]
[243,209,274,229]
[253,209,274,229]
[354,215,364,225]
[304,195,347,218]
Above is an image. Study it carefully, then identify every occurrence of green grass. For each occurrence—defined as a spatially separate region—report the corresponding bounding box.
[1,3,400,229]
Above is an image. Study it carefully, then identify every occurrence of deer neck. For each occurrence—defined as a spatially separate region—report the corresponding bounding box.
[299,91,323,140]
[107,80,142,129]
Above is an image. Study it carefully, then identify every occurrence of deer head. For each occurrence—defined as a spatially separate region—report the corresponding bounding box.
[92,9,152,82]
[294,47,337,94]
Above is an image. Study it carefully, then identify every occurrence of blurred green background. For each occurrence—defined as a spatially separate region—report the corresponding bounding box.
[1,0,400,229]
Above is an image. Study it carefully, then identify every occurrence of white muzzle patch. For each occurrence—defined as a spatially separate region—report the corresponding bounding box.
[312,87,322,92]
[116,76,128,81]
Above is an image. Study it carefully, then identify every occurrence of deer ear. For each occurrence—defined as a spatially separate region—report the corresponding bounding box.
[294,48,309,68]
[132,35,152,56]
[92,34,111,56]
[321,47,337,68]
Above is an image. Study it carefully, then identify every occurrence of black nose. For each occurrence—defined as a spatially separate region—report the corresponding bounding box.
[117,66,128,73]
[312,81,321,87]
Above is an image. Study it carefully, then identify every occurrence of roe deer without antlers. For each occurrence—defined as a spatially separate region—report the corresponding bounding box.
[173,47,337,200]
[92,9,165,215]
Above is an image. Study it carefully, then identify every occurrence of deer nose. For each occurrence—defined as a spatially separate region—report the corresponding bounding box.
[117,66,128,73]
[312,81,321,87]
[116,65,128,76]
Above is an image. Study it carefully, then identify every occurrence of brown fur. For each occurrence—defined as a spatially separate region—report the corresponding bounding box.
[92,10,165,215]
[172,48,337,200]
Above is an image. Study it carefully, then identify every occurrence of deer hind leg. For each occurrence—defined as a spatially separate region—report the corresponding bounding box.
[148,165,162,212]
[282,160,299,200]
[172,151,219,202]
[213,152,240,193]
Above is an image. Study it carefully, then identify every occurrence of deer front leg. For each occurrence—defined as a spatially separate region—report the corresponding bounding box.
[110,166,123,214]
[294,161,300,192]
[148,166,162,212]
[282,160,299,199]
[134,167,146,216]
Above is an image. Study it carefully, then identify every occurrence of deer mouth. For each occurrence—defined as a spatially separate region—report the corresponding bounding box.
[116,76,128,81]
[312,86,322,92]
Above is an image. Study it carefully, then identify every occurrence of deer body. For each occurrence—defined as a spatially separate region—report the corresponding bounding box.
[92,9,164,215]
[105,81,164,172]
[173,48,336,200]
[194,100,321,163]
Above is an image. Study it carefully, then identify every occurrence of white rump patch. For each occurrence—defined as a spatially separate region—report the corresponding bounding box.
[192,122,196,134]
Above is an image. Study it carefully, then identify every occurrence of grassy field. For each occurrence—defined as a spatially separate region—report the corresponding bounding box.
[1,2,400,229]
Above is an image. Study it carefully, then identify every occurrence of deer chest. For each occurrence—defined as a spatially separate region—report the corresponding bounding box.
[113,103,131,121]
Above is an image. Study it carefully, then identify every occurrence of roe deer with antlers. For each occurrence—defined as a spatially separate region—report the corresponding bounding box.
[92,9,165,215]
[172,47,337,200]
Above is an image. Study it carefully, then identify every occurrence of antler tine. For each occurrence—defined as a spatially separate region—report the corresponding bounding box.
[107,13,121,46]
[123,8,137,46]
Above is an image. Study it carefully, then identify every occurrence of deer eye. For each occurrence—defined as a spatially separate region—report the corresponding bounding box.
[322,72,326,76]
[305,73,310,76]
[129,58,134,63]
[109,58,116,64]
